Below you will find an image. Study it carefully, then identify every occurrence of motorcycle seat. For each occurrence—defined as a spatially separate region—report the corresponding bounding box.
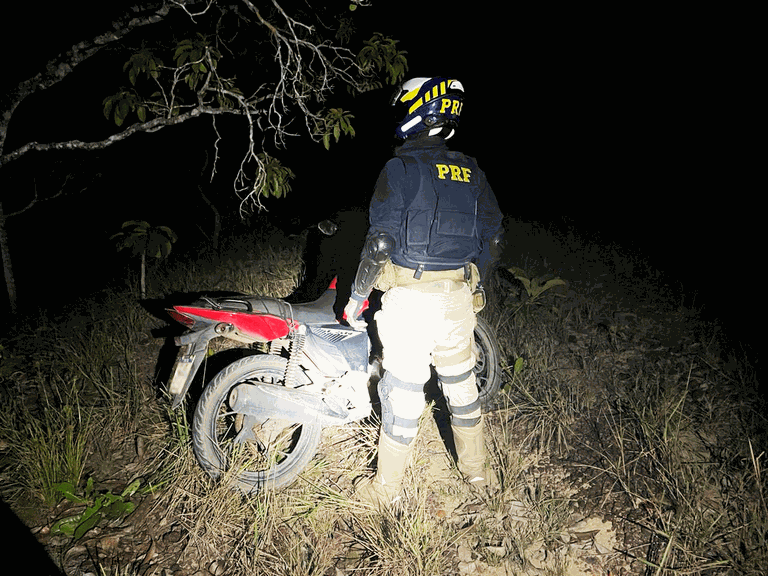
[288,289,338,325]
[202,288,339,328]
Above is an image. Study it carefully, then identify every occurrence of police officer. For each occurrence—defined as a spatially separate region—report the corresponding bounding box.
[344,77,504,506]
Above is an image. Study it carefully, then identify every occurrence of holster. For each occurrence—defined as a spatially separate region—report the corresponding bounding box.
[465,263,485,312]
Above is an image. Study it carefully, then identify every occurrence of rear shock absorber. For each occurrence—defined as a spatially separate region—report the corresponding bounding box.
[284,327,306,388]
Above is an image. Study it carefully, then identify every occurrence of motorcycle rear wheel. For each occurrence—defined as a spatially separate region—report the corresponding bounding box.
[192,354,322,493]
[474,315,502,412]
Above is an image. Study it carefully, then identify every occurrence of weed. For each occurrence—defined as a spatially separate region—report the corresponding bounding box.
[505,266,567,310]
[0,225,765,575]
[342,501,457,576]
[1,383,90,506]
[51,476,140,540]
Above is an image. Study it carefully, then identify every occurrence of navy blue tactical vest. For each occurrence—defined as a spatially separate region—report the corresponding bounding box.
[393,152,482,275]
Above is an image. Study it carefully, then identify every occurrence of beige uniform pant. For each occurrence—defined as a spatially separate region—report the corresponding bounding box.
[374,271,482,444]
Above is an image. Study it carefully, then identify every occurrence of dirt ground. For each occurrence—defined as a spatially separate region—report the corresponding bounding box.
[8,271,748,575]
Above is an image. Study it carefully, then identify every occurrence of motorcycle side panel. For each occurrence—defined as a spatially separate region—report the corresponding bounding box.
[303,325,369,376]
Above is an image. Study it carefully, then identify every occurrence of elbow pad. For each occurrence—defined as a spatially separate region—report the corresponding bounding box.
[352,232,395,298]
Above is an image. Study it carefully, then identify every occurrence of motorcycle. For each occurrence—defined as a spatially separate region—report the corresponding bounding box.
[165,232,502,493]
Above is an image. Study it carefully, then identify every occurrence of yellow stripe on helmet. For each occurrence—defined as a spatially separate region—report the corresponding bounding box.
[405,79,456,114]
[408,98,423,114]
[399,86,421,104]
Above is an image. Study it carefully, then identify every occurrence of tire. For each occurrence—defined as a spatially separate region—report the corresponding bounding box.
[474,315,502,412]
[192,354,322,493]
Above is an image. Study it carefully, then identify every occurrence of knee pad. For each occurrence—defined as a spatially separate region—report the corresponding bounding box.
[438,369,481,427]
[378,372,426,445]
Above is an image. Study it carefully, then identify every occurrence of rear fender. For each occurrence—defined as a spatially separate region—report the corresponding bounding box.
[172,305,298,341]
[169,323,220,409]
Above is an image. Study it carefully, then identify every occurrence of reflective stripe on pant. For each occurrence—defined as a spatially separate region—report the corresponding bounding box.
[438,369,481,427]
[378,372,426,445]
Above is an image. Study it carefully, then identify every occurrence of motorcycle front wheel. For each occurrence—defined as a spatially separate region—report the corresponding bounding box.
[474,315,502,412]
[192,354,322,493]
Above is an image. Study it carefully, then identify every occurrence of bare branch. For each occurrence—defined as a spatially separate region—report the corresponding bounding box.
[240,0,362,138]
[0,1,189,159]
[232,0,364,210]
[171,0,216,20]
[4,174,89,219]
[1,105,238,165]
[2,0,375,216]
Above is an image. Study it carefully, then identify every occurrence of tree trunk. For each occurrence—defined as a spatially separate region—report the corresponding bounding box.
[140,250,147,300]
[0,202,17,315]
[199,190,221,250]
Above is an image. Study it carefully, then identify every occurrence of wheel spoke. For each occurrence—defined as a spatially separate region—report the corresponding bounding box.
[215,386,303,473]
[472,317,501,412]
[193,354,327,491]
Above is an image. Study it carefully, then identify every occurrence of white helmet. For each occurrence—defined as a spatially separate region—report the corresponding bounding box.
[391,77,464,139]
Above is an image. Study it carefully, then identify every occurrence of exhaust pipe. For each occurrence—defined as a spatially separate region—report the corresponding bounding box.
[229,383,352,427]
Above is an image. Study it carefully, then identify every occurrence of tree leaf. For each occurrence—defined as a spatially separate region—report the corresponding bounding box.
[102,96,114,120]
[540,278,566,293]
[117,100,130,124]
[123,220,149,230]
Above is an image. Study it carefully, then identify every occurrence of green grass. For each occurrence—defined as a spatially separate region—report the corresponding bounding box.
[0,223,764,575]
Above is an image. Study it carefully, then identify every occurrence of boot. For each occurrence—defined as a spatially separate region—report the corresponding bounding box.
[355,431,411,508]
[452,416,498,490]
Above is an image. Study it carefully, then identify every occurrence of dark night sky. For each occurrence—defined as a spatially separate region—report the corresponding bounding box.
[1,1,760,366]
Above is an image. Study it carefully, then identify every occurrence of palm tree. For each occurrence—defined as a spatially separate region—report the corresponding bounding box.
[111,220,177,299]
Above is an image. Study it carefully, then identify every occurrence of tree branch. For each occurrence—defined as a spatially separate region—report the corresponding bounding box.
[2,0,378,216]
[3,173,96,219]
[0,1,207,160]
[1,105,239,165]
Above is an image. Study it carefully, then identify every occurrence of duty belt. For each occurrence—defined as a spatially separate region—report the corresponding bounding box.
[392,264,467,287]
[390,264,485,311]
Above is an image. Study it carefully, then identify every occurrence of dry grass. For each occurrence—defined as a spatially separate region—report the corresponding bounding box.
[0,224,765,575]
